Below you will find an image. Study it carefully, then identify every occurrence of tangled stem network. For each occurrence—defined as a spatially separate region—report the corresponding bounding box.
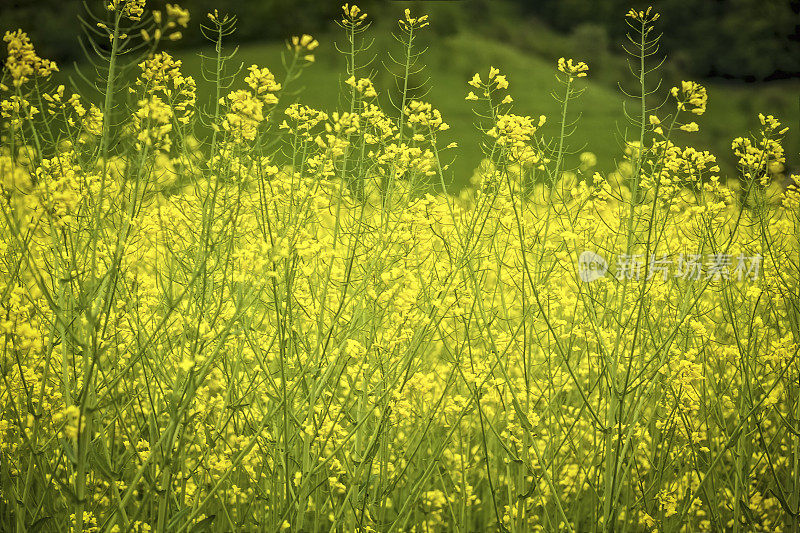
[0,3,798,533]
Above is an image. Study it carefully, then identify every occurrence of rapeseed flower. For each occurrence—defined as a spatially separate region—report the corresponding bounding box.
[399,8,429,31]
[290,34,319,63]
[671,80,708,115]
[557,57,589,80]
[2,30,57,87]
[1,6,797,533]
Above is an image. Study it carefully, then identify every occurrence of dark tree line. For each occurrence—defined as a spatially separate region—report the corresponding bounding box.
[515,0,800,81]
[2,0,798,81]
[0,0,341,65]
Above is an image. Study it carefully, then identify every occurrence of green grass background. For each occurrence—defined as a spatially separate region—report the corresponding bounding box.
[65,23,800,190]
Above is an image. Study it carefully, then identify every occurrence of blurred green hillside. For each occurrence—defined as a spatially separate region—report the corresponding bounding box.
[9,0,799,188]
[166,31,631,187]
[115,32,800,187]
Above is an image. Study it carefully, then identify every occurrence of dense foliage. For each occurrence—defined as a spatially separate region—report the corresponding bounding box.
[521,0,800,80]
[1,2,799,532]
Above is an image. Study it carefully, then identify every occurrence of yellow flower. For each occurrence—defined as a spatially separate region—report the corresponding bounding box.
[399,8,429,30]
[134,52,196,125]
[557,57,589,79]
[346,76,378,98]
[82,104,104,137]
[62,405,82,440]
[3,30,58,87]
[245,65,282,104]
[132,95,174,150]
[404,100,448,132]
[468,73,482,88]
[341,3,368,27]
[732,113,788,184]
[0,95,39,124]
[106,0,146,21]
[625,6,660,23]
[220,90,265,142]
[166,4,190,28]
[670,80,707,115]
[290,34,319,62]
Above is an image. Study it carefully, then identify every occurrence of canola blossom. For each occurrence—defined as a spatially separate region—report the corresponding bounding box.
[0,4,799,533]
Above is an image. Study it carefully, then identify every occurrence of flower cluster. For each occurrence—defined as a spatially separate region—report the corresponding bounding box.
[625,6,660,23]
[135,52,197,125]
[220,90,264,142]
[671,80,708,116]
[399,8,430,31]
[245,65,282,104]
[132,95,174,150]
[404,100,449,133]
[646,140,721,193]
[145,3,190,42]
[1,6,798,533]
[344,75,377,98]
[0,95,38,126]
[2,30,58,88]
[557,57,589,80]
[732,114,789,184]
[466,66,512,103]
[107,0,146,22]
[288,34,319,63]
[487,113,546,156]
[360,103,397,144]
[340,3,368,28]
[165,3,190,28]
[376,142,436,177]
[280,103,329,138]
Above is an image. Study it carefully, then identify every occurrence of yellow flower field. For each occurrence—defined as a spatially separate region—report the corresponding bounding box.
[1,3,798,532]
